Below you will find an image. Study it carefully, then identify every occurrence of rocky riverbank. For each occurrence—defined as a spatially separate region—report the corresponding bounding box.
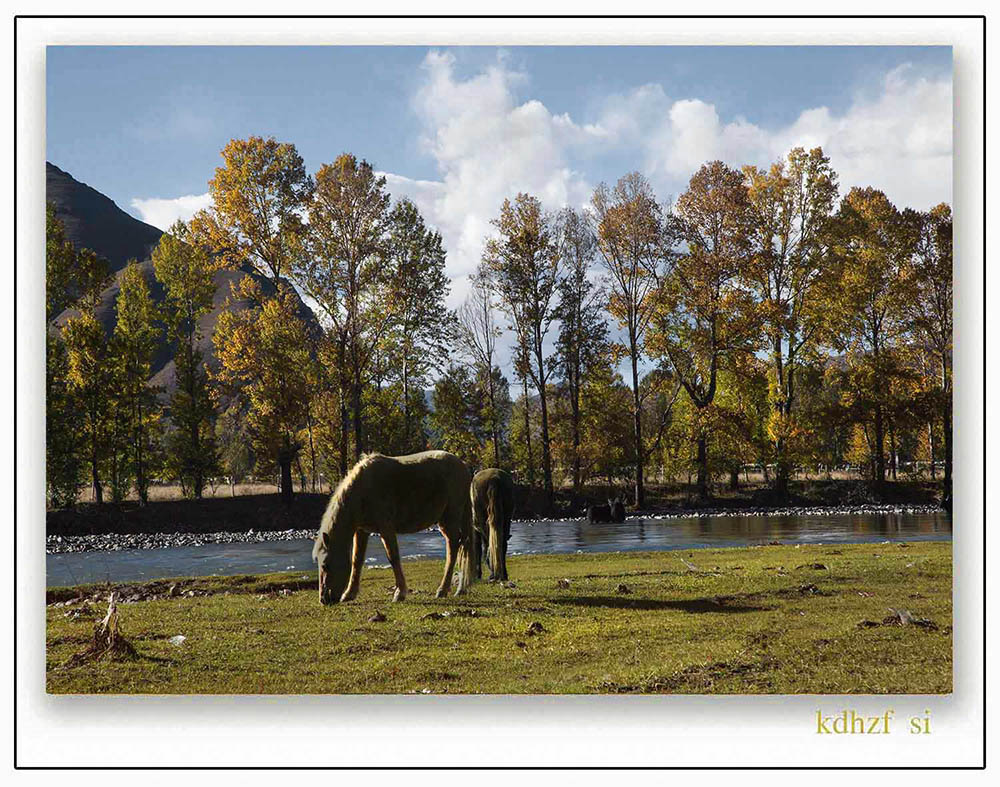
[46,502,946,555]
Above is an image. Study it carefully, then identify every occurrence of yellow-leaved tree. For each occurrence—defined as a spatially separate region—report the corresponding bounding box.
[212,277,314,507]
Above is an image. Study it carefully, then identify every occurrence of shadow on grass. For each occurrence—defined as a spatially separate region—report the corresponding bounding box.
[550,596,772,613]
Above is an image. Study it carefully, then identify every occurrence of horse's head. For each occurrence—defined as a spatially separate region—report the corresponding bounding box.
[313,529,351,605]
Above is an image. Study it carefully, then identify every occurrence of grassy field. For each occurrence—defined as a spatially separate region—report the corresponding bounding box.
[45,541,952,695]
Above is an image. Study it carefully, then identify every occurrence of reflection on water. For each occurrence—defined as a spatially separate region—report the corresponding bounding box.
[46,511,951,587]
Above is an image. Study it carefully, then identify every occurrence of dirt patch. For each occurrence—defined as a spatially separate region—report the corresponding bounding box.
[596,656,781,693]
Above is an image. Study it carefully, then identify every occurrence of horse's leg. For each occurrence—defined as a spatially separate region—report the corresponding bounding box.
[473,528,483,580]
[380,532,407,602]
[436,529,457,598]
[340,530,369,602]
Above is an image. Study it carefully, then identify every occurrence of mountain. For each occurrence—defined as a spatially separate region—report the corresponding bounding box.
[47,162,320,396]
[46,163,165,274]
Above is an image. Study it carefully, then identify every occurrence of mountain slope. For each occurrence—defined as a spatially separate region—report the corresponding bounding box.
[47,162,320,397]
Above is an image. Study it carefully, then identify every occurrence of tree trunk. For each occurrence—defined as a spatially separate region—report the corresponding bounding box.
[696,430,709,501]
[729,468,739,491]
[942,359,952,509]
[873,404,886,496]
[536,362,553,508]
[489,370,500,468]
[279,453,293,508]
[888,418,898,481]
[630,348,644,509]
[522,374,534,487]
[927,422,937,480]
[92,448,103,505]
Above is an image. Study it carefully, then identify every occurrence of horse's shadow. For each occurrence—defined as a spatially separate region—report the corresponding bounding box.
[550,596,771,614]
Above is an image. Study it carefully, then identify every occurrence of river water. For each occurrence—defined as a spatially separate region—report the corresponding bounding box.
[46,510,951,587]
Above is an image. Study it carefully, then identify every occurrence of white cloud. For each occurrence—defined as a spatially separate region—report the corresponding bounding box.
[610,64,951,210]
[130,192,212,231]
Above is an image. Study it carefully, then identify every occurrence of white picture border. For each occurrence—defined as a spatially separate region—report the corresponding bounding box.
[9,10,987,770]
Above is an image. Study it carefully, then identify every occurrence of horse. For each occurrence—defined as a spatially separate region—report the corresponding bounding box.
[470,468,515,582]
[312,450,475,605]
[586,497,627,524]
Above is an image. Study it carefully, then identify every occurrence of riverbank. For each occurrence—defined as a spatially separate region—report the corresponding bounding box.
[45,541,952,694]
[46,500,946,555]
[46,479,945,544]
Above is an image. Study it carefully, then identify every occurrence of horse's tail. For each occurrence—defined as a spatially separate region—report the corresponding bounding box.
[486,481,504,582]
[455,480,476,593]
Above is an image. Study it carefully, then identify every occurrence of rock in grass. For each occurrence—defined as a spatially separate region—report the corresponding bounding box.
[368,611,387,623]
[556,578,571,589]
[525,621,545,636]
[615,583,632,595]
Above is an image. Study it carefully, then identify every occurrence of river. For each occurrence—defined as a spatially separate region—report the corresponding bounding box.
[46,509,951,587]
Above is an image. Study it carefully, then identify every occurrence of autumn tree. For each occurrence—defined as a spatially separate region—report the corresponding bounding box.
[111,262,162,504]
[742,147,839,499]
[650,161,757,500]
[483,194,561,507]
[298,154,390,463]
[901,203,953,505]
[429,364,484,467]
[46,205,89,507]
[381,198,454,452]
[190,136,312,286]
[213,277,313,506]
[552,207,610,493]
[61,242,113,504]
[591,172,678,507]
[457,265,506,467]
[152,220,222,498]
[828,187,911,493]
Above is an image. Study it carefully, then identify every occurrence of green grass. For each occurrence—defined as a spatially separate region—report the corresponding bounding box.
[45,541,952,695]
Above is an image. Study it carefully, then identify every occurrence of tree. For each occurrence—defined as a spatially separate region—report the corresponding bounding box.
[213,277,313,506]
[457,265,504,467]
[650,161,758,500]
[152,220,222,498]
[111,263,162,505]
[46,206,90,507]
[298,154,390,461]
[429,364,483,467]
[61,241,112,504]
[553,207,610,493]
[901,203,953,505]
[483,193,561,507]
[382,198,454,452]
[828,187,911,494]
[190,136,312,286]
[591,172,678,507]
[742,147,839,499]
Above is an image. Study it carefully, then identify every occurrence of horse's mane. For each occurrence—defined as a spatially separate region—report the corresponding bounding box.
[312,453,383,560]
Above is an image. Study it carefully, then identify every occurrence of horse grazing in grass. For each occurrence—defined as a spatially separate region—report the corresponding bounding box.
[586,497,626,524]
[312,450,475,605]
[471,468,515,582]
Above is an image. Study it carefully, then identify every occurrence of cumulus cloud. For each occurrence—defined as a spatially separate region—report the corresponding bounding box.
[131,192,212,231]
[616,63,951,210]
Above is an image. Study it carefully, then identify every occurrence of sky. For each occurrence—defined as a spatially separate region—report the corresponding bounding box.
[47,45,953,325]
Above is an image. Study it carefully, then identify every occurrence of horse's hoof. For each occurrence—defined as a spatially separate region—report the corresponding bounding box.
[435,588,447,599]
[392,588,407,602]
[340,590,358,603]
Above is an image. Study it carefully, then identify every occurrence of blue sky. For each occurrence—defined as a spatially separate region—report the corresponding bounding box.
[47,44,952,321]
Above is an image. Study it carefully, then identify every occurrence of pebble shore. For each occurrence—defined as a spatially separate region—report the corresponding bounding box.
[46,503,945,555]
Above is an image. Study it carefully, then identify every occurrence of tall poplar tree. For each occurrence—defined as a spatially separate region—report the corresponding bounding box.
[742,147,839,500]
[483,194,561,507]
[591,172,678,507]
[152,220,222,498]
[651,161,757,500]
[111,262,162,505]
[553,207,609,493]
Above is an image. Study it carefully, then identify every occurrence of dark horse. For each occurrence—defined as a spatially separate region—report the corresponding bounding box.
[471,468,514,581]
[586,497,626,524]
